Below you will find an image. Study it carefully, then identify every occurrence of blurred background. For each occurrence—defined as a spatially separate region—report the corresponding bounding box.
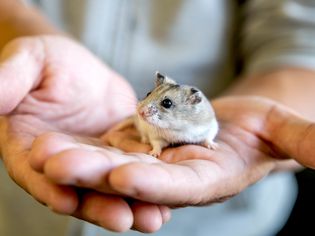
[277,168,315,236]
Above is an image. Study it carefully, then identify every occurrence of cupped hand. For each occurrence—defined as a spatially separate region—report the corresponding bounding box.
[0,35,136,135]
[0,35,170,233]
[96,96,303,206]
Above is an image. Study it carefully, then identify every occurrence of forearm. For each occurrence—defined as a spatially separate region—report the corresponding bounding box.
[0,0,60,50]
[228,0,315,119]
[226,67,315,121]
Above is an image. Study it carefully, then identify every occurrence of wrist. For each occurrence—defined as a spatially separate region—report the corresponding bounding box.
[225,67,315,120]
[0,2,61,50]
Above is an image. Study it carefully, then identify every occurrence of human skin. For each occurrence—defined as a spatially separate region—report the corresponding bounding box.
[0,1,171,232]
[95,94,310,206]
[2,0,315,234]
[30,68,315,208]
[0,35,173,233]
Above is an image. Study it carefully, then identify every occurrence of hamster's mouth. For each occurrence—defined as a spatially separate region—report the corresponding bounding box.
[138,112,152,122]
[137,112,159,126]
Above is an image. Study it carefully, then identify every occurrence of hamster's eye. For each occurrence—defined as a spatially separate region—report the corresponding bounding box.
[161,98,173,109]
[146,91,152,97]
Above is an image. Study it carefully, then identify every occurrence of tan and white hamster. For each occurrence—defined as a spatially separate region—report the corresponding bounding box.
[113,72,219,157]
[135,72,219,157]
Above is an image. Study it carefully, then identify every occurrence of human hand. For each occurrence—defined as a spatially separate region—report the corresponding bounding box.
[0,35,136,134]
[95,96,302,206]
[0,35,170,232]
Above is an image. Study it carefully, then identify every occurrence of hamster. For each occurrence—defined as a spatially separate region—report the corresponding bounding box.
[135,72,219,157]
[113,72,219,157]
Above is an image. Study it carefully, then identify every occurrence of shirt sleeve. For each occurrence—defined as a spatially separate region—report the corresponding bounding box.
[241,0,315,74]
[20,0,33,5]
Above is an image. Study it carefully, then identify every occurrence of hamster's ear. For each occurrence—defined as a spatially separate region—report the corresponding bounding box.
[155,71,177,87]
[187,88,202,104]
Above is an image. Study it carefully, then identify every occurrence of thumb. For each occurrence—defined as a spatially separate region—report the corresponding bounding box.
[0,37,44,114]
[261,105,315,169]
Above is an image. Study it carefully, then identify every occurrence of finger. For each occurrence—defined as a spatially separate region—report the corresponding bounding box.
[213,96,314,168]
[261,105,315,169]
[29,132,79,172]
[130,202,170,233]
[44,148,157,193]
[73,192,133,232]
[109,161,221,206]
[73,192,171,233]
[159,205,172,224]
[1,130,79,215]
[0,37,44,114]
[30,132,159,192]
[29,132,162,195]
[26,173,79,215]
[6,156,78,214]
[105,129,151,153]
[29,132,123,173]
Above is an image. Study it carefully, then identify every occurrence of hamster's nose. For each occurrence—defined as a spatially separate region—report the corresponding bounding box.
[138,105,157,118]
[139,110,146,117]
[137,107,148,118]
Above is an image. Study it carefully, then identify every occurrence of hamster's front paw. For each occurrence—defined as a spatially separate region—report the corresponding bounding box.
[149,149,161,158]
[148,139,168,158]
[202,140,219,150]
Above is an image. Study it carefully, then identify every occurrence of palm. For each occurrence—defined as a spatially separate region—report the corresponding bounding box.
[3,36,136,135]
[103,96,292,206]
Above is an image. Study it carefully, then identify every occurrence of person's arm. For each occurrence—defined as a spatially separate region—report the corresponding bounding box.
[228,0,315,119]
[227,68,315,120]
[224,0,315,170]
[0,0,60,49]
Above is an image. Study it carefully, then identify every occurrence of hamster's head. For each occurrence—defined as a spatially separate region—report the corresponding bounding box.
[137,72,211,129]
